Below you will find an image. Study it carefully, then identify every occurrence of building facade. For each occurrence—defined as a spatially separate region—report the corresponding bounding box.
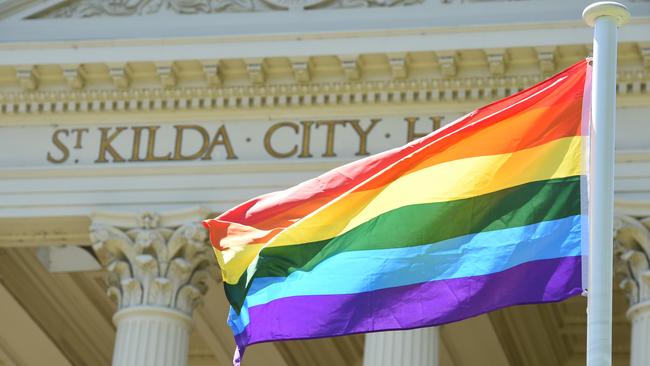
[0,0,649,365]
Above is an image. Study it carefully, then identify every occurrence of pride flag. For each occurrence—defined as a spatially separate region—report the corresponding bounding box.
[204,59,590,363]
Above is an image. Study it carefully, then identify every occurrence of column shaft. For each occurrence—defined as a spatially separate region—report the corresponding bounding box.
[112,307,192,366]
[629,304,650,366]
[363,327,439,366]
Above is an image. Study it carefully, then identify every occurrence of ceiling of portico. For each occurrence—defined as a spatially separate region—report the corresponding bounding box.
[0,244,634,366]
[490,290,631,366]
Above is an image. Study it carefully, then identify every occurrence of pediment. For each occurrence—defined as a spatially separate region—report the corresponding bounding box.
[4,0,425,20]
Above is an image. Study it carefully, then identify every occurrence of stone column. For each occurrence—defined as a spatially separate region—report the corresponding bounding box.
[363,328,439,366]
[614,215,650,366]
[91,210,211,366]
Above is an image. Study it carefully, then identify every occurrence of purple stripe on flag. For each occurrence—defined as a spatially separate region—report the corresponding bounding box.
[233,256,581,349]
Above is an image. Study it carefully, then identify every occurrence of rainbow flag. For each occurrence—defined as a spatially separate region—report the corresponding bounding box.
[204,59,591,363]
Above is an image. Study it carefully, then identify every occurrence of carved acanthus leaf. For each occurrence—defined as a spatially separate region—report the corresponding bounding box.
[614,215,650,307]
[91,212,211,315]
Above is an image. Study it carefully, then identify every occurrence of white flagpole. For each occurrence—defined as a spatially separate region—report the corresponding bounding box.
[582,2,630,366]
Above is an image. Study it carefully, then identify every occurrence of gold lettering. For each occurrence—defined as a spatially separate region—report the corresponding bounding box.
[349,119,380,156]
[70,128,88,149]
[315,120,347,157]
[173,125,210,161]
[144,126,172,161]
[405,116,443,142]
[264,122,299,159]
[47,129,69,164]
[95,127,127,163]
[129,126,146,162]
[298,121,314,158]
[202,125,237,160]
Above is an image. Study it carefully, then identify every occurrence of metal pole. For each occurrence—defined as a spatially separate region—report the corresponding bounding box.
[582,2,630,366]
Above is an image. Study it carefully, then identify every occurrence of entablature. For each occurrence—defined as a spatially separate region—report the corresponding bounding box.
[0,43,648,115]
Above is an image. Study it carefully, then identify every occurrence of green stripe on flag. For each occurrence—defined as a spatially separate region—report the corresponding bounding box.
[226,175,581,312]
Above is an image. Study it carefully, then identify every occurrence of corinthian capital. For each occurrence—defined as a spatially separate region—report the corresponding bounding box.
[614,215,650,308]
[90,209,212,315]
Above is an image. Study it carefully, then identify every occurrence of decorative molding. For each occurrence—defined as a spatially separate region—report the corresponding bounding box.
[0,76,527,114]
[201,61,222,87]
[640,43,650,70]
[15,66,37,91]
[246,59,265,85]
[62,64,85,90]
[614,215,650,309]
[535,46,557,76]
[291,58,311,84]
[437,51,457,78]
[90,209,212,315]
[388,53,408,80]
[618,69,649,96]
[1,71,648,115]
[485,49,506,76]
[1,45,648,115]
[155,62,178,89]
[34,0,425,18]
[108,63,131,89]
[340,55,361,81]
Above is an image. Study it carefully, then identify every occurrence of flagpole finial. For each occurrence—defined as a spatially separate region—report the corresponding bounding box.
[583,2,630,27]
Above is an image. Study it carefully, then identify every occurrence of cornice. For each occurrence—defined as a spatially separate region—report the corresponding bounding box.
[0,43,648,115]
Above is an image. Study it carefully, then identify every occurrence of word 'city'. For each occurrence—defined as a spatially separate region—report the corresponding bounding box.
[46,117,443,164]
